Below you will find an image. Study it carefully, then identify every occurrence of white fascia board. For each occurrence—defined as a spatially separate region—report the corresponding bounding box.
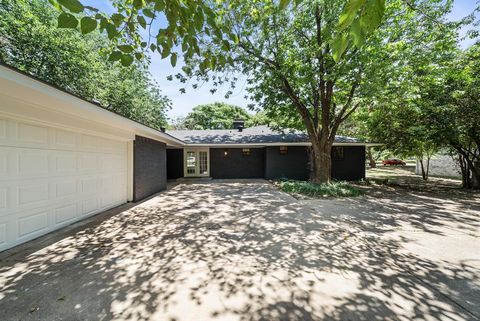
[0,65,184,146]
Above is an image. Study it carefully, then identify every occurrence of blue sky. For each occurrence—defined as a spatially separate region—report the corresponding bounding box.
[83,0,478,120]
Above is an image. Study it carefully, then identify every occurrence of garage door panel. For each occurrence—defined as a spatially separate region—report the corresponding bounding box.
[17,122,49,145]
[0,119,6,139]
[54,129,77,148]
[18,183,49,205]
[0,223,6,246]
[81,198,98,216]
[18,210,49,238]
[54,152,77,173]
[0,188,6,210]
[54,204,78,225]
[19,150,49,175]
[0,116,128,252]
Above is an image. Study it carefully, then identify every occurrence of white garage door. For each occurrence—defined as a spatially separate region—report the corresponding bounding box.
[0,117,128,252]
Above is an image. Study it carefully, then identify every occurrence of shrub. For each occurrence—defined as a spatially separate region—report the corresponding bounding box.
[279,180,363,198]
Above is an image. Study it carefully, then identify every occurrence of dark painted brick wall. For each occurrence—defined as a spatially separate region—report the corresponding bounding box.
[264,146,310,180]
[210,148,265,179]
[133,135,167,201]
[166,148,183,179]
[331,146,366,181]
[265,146,365,181]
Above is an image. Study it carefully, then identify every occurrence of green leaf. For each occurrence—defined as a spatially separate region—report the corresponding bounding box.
[120,54,134,67]
[350,18,365,47]
[80,17,97,34]
[48,0,62,11]
[57,0,84,13]
[133,0,144,10]
[154,1,165,11]
[360,0,385,33]
[57,12,78,28]
[338,0,366,31]
[111,13,124,27]
[170,53,178,67]
[137,15,146,29]
[106,23,117,39]
[143,9,155,18]
[161,45,170,58]
[108,51,122,61]
[332,33,349,62]
[279,0,291,10]
[135,52,144,60]
[221,40,230,52]
[118,45,134,53]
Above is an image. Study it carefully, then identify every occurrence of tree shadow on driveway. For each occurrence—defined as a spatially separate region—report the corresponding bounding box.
[0,180,479,321]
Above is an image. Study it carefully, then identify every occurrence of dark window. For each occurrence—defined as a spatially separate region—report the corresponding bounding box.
[332,146,344,160]
[279,146,288,155]
[242,148,251,156]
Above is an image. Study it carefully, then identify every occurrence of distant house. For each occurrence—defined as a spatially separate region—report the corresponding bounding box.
[166,123,375,181]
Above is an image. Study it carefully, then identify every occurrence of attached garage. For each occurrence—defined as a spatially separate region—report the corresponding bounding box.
[0,117,128,251]
[0,65,183,252]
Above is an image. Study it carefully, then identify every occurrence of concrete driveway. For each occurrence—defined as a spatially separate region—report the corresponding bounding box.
[0,180,479,321]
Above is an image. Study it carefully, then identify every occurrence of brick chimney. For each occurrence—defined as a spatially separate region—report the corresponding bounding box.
[233,120,245,132]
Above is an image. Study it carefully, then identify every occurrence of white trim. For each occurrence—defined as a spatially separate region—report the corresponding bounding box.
[183,147,210,177]
[127,141,134,201]
[0,65,184,147]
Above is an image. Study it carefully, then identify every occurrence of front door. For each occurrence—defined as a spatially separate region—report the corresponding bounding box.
[184,149,209,177]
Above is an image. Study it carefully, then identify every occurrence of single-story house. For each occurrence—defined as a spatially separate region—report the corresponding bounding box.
[0,64,375,252]
[166,123,371,181]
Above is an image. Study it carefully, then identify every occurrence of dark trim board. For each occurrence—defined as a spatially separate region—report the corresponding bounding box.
[133,135,167,201]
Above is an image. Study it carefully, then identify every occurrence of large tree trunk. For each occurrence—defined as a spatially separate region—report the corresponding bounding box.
[310,138,332,184]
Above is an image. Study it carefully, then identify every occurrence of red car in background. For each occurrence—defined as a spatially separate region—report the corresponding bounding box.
[382,159,406,166]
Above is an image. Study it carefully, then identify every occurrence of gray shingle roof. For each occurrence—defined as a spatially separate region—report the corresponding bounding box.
[167,125,363,145]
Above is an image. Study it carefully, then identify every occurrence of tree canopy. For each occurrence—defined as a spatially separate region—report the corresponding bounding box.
[0,0,170,129]
[49,0,479,186]
[181,102,252,130]
[49,0,470,183]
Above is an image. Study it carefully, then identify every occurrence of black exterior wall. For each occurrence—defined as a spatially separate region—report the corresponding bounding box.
[210,148,265,179]
[166,148,183,179]
[331,146,366,181]
[164,145,365,181]
[264,146,310,180]
[133,135,167,202]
